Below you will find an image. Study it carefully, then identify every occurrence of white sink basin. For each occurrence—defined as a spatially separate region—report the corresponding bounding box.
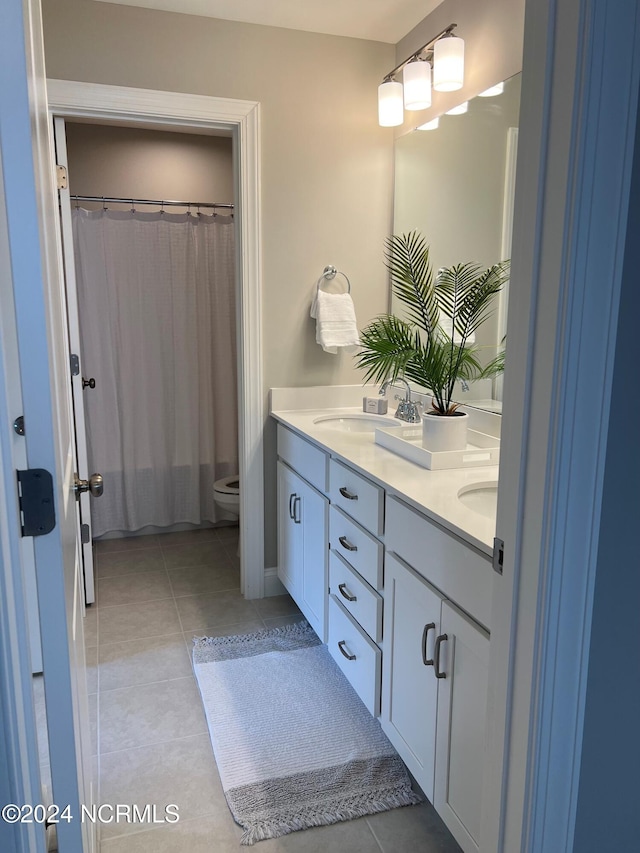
[312,414,402,433]
[457,482,498,519]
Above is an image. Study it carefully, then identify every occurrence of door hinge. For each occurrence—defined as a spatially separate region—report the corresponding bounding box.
[81,523,91,545]
[70,353,80,376]
[493,537,504,575]
[17,469,56,537]
[56,164,68,190]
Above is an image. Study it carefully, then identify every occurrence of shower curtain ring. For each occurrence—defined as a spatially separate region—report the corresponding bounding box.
[160,200,165,215]
[102,196,107,211]
[130,199,135,213]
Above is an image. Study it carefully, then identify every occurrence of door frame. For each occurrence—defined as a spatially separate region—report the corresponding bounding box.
[485,0,640,850]
[47,80,265,598]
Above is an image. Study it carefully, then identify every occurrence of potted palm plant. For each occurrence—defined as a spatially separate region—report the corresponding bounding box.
[357,231,510,452]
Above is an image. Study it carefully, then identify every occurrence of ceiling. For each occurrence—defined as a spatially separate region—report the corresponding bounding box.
[92,0,445,44]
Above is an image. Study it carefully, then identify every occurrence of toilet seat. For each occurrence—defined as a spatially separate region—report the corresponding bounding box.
[214,476,240,495]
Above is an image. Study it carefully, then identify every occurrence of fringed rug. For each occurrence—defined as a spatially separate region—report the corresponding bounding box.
[192,620,421,845]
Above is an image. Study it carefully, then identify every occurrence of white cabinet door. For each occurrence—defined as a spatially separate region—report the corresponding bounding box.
[434,601,490,853]
[381,554,443,801]
[277,461,328,640]
[277,461,303,600]
[298,475,329,641]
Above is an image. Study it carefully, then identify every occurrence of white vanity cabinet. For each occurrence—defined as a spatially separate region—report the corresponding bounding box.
[383,497,491,853]
[276,427,329,641]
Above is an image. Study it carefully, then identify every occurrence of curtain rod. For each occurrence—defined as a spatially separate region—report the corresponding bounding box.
[71,195,234,210]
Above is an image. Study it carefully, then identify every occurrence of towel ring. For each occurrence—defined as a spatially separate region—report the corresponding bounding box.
[316,265,351,294]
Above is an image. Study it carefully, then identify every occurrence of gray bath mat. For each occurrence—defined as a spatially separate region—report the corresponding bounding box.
[192,620,421,845]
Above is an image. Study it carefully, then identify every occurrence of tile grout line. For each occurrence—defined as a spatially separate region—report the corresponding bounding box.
[99,673,197,697]
[98,729,211,760]
[364,815,389,853]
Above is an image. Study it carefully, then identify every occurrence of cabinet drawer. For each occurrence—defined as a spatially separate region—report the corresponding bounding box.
[277,424,328,493]
[329,459,384,536]
[329,505,383,591]
[328,595,381,717]
[386,496,492,631]
[329,551,382,643]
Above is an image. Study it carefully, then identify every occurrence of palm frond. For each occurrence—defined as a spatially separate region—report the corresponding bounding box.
[384,232,439,337]
[356,315,418,385]
[437,261,510,343]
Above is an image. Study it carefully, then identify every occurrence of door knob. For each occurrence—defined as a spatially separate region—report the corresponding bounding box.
[74,473,104,499]
[82,377,96,389]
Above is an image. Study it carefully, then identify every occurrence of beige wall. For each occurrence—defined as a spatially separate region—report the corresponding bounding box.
[395,0,525,134]
[42,0,395,394]
[65,123,233,205]
[42,0,395,568]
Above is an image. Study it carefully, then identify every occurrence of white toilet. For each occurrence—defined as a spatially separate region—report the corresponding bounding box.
[213,475,240,521]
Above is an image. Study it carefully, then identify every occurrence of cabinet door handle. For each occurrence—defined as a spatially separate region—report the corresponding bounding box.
[421,622,435,666]
[338,535,358,552]
[339,486,358,501]
[288,493,296,519]
[338,640,356,661]
[434,633,448,679]
[293,495,301,524]
[338,582,357,602]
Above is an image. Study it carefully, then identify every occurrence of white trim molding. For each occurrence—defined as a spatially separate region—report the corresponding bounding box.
[46,80,265,599]
[487,0,640,851]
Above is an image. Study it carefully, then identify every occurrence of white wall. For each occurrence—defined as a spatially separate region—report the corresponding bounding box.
[64,122,233,206]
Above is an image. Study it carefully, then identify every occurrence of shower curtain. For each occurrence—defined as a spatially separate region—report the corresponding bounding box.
[72,208,238,536]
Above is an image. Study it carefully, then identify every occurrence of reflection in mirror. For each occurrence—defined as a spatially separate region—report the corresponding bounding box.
[393,73,521,413]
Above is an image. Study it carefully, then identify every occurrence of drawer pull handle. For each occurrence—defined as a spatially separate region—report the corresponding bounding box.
[338,640,356,661]
[338,535,358,553]
[421,622,435,666]
[434,633,448,679]
[288,493,295,520]
[293,495,301,524]
[339,486,358,501]
[338,582,357,602]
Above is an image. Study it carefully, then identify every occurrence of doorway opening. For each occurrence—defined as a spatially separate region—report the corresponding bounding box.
[61,119,240,585]
[47,80,265,602]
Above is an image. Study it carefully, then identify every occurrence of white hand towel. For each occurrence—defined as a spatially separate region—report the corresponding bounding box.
[310,290,361,354]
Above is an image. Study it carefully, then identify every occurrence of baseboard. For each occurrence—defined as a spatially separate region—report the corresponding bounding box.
[264,567,287,597]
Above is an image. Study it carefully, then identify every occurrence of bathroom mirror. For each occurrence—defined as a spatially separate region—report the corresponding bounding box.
[392,73,522,413]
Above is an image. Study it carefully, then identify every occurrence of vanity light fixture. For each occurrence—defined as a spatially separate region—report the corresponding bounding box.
[417,117,440,131]
[433,33,465,92]
[478,82,505,97]
[403,59,432,110]
[378,23,462,127]
[378,80,404,126]
[446,101,469,115]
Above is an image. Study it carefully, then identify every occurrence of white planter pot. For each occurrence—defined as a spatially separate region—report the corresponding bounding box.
[422,411,469,452]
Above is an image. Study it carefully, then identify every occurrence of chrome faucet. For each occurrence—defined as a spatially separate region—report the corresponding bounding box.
[380,378,422,423]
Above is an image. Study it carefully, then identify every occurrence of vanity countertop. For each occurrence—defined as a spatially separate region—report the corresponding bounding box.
[271,404,499,557]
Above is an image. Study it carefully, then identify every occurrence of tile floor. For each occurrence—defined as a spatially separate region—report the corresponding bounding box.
[49,526,462,851]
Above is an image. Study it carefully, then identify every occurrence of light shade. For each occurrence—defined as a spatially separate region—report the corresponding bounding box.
[378,80,403,127]
[433,36,465,92]
[446,101,468,115]
[478,82,505,97]
[403,60,432,110]
[417,117,439,131]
